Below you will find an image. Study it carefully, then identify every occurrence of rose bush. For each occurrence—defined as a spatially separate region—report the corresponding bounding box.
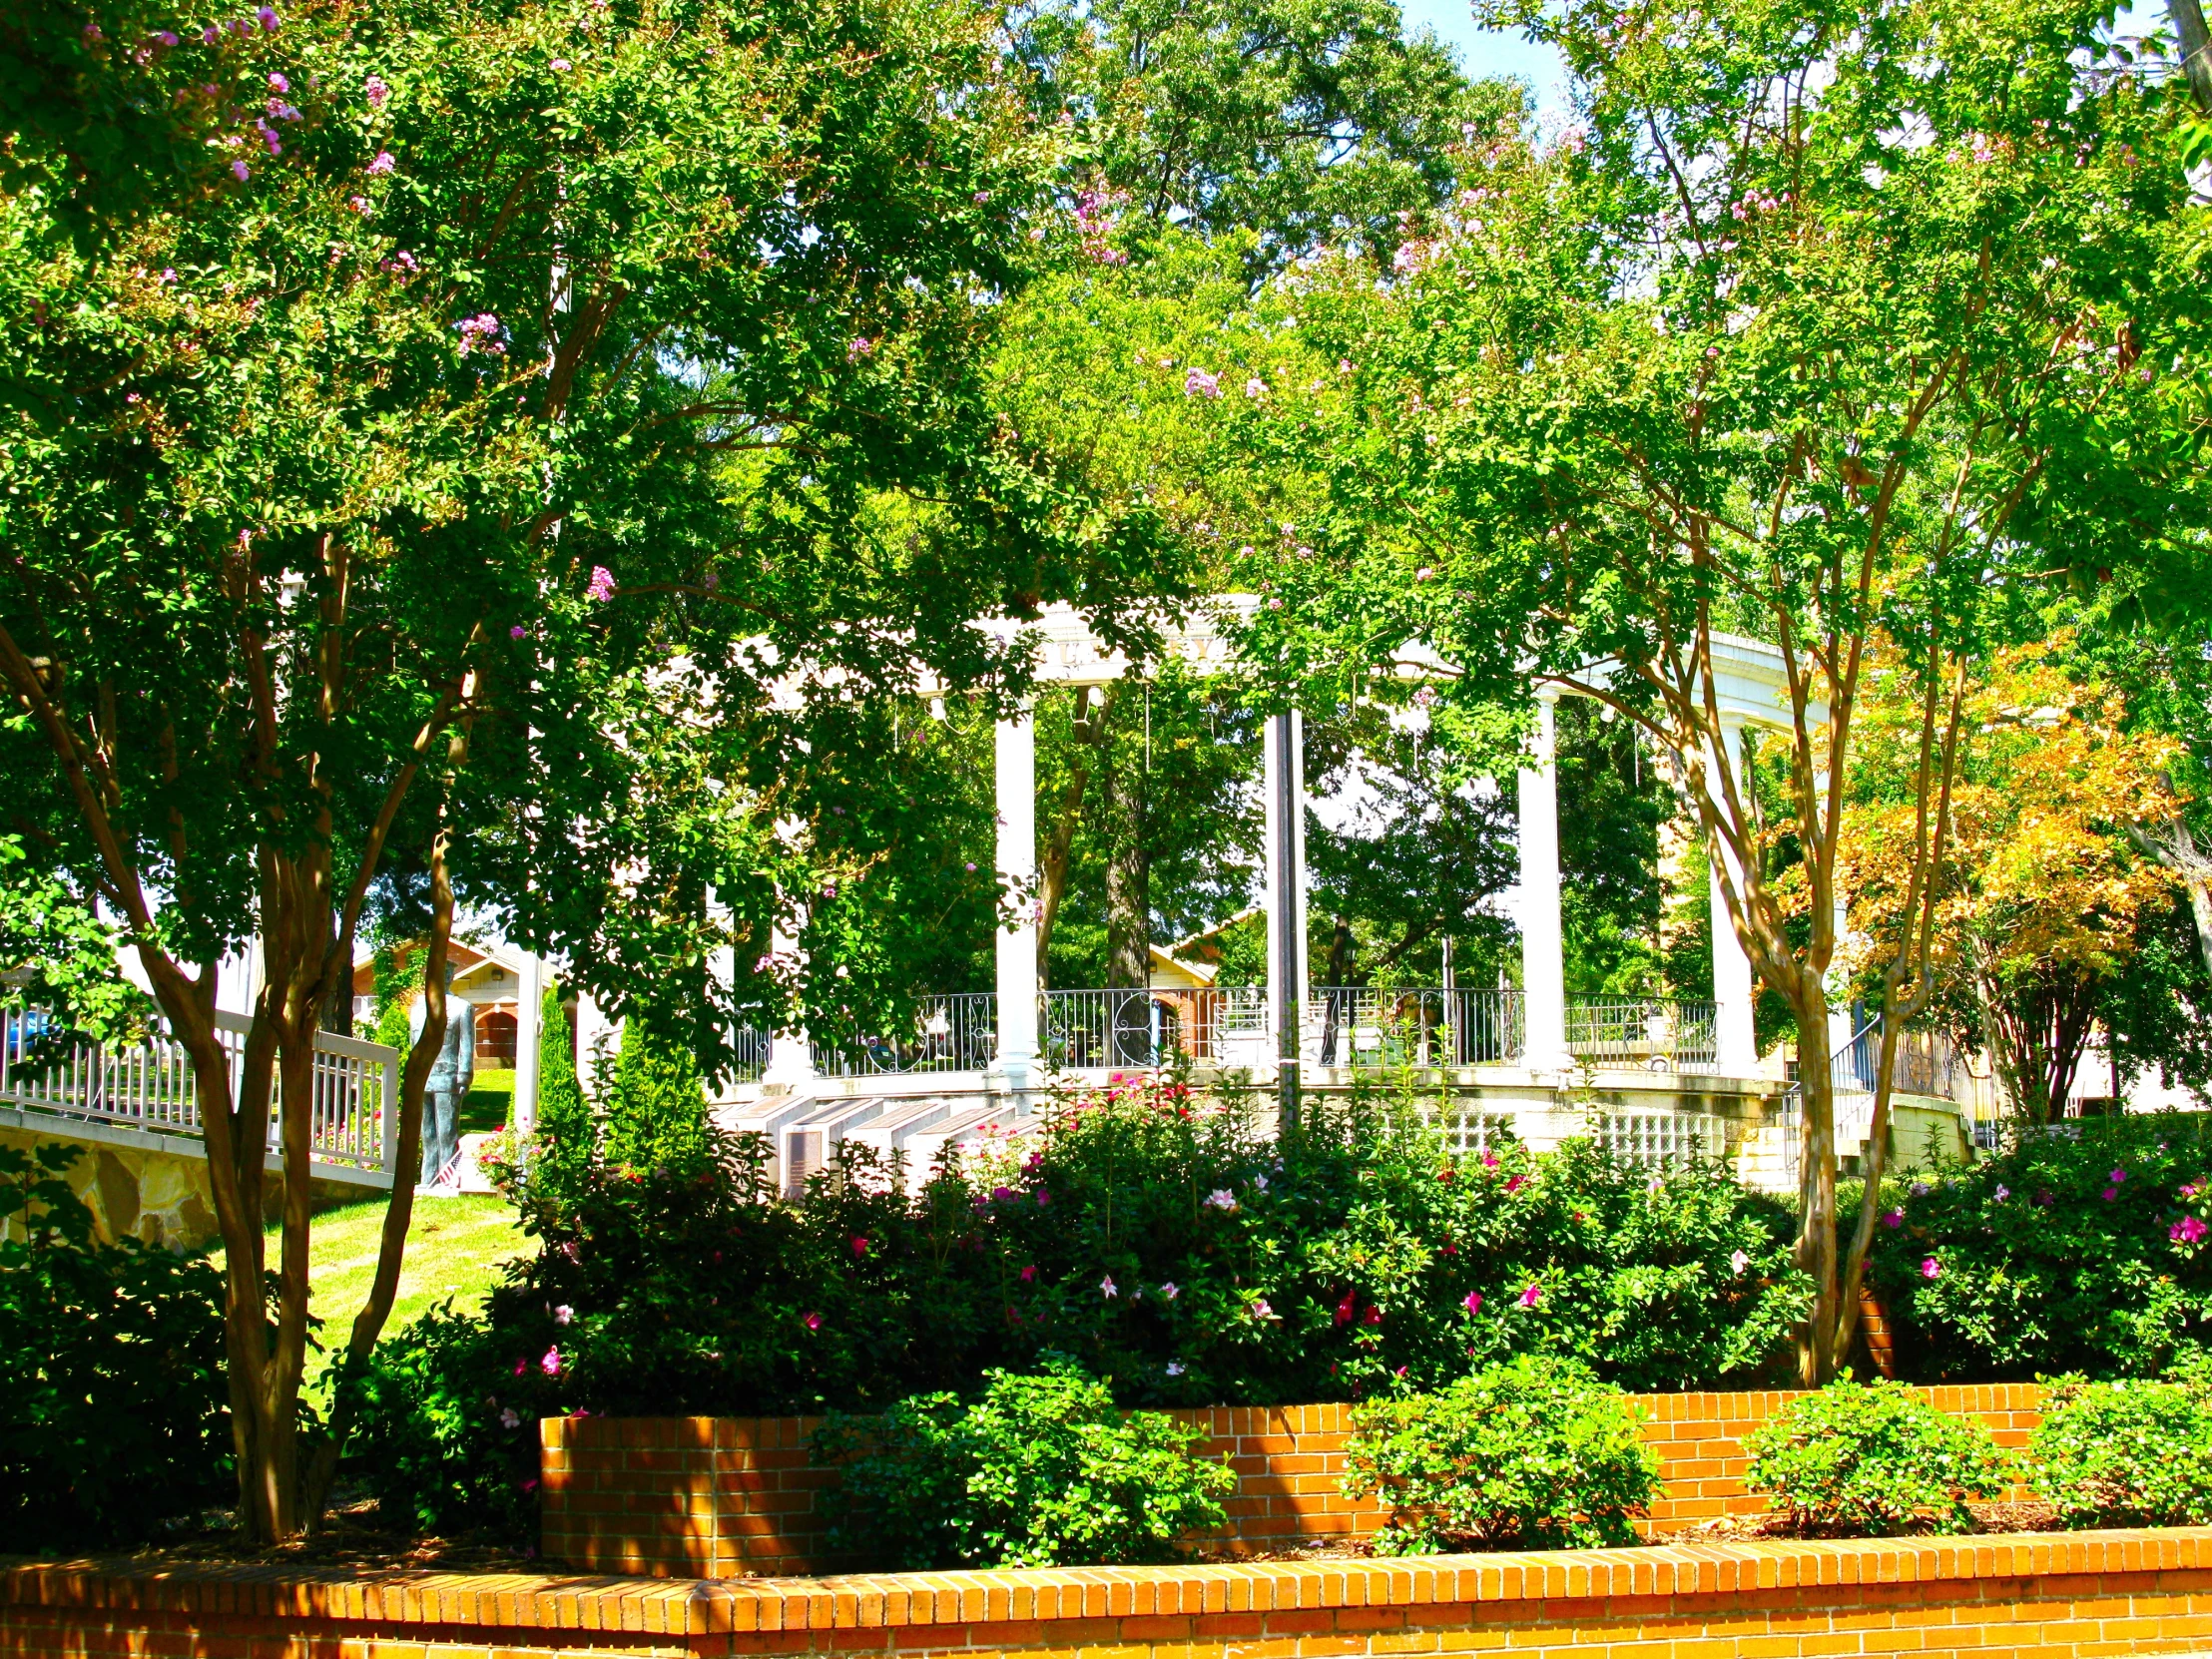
[350,1076,1808,1531]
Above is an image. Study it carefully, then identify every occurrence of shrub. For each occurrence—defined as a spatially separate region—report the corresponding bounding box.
[1743,1378,2011,1535]
[1866,1115,2212,1380]
[341,1300,542,1536]
[813,1360,1233,1568]
[602,1017,708,1171]
[0,1142,232,1549]
[352,1081,1807,1533]
[1341,1356,1660,1552]
[2027,1371,2212,1528]
[532,982,593,1189]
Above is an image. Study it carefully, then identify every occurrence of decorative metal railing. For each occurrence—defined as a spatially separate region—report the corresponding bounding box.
[1042,987,1251,1069]
[1563,998,1719,1072]
[810,992,999,1078]
[1310,987,1526,1069]
[1,1002,397,1175]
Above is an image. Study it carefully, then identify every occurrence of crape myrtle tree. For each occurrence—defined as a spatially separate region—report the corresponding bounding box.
[0,0,1163,1539]
[1206,0,2207,1379]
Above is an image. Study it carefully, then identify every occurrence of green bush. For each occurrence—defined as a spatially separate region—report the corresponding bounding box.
[353,1081,1806,1533]
[813,1360,1234,1568]
[532,982,593,1189]
[1744,1378,2011,1535]
[601,1017,707,1171]
[1341,1356,1660,1552]
[0,1143,232,1549]
[2028,1371,2212,1528]
[341,1299,542,1536]
[1866,1116,2212,1380]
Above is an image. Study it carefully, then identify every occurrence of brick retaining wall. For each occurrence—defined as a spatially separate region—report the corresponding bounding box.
[540,1384,2046,1579]
[8,1530,2212,1659]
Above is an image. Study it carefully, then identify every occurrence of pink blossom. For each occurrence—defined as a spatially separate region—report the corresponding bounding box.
[1415,566,1435,580]
[512,1358,526,1377]
[2174,1216,2208,1244]
[347,195,369,215]
[803,1312,822,1331]
[586,565,616,601]
[553,1304,573,1325]
[202,25,221,44]
[1462,1291,1482,1315]
[1504,1174,1525,1194]
[2111,1168,2129,1184]
[1018,1265,1036,1282]
[1160,1281,1180,1301]
[1519,1282,1541,1309]
[366,151,394,175]
[257,7,279,30]
[155,29,180,46]
[846,335,873,361]
[1250,1298,1277,1321]
[510,625,528,639]
[1883,1208,1903,1228]
[550,57,572,71]
[1920,1258,1940,1280]
[1184,367,1220,399]
[1100,1275,1118,1298]
[231,160,251,182]
[1481,1152,1498,1170]
[365,74,388,107]
[850,1235,869,1258]
[1731,1249,1750,1275]
[1244,376,1268,398]
[540,1346,561,1376]
[2104,1186,2121,1202]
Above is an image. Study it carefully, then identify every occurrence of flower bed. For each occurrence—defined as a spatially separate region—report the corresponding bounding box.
[8,1529,2212,1659]
[539,1384,2045,1577]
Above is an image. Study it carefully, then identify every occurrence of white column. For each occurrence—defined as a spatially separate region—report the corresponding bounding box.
[512,949,544,1134]
[762,906,817,1089]
[1709,718,1760,1075]
[573,989,611,1102]
[1263,711,1310,1065]
[1517,690,1570,1071]
[992,706,1040,1087]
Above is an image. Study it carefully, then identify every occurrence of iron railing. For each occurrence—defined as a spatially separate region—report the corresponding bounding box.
[1042,987,1238,1069]
[1564,998,1718,1071]
[1,1001,397,1175]
[1311,987,1525,1068]
[810,993,998,1078]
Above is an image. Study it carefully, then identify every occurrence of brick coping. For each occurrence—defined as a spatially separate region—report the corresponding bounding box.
[8,1529,2212,1635]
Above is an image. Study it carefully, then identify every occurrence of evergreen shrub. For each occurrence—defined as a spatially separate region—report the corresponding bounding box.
[813,1358,1233,1568]
[2028,1364,2212,1528]
[1743,1377,2011,1535]
[1343,1356,1660,1551]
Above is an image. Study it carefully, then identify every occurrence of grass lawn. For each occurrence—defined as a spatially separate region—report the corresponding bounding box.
[298,1192,530,1335]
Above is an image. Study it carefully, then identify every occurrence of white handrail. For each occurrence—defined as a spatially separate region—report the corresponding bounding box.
[2,1002,399,1175]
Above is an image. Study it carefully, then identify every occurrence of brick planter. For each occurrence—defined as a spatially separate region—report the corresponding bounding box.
[541,1383,2046,1578]
[10,1530,2212,1659]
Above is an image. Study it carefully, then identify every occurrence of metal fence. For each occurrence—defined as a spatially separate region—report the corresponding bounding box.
[1564,999,1718,1071]
[1042,987,1240,1069]
[1311,987,1526,1069]
[1,1001,397,1175]
[811,993,998,1078]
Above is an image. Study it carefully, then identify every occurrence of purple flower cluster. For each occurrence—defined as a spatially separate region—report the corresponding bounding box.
[454,311,506,355]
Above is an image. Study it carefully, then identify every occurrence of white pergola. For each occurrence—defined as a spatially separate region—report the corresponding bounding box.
[972,602,1813,1093]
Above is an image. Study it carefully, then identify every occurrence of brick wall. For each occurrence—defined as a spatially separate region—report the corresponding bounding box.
[540,1383,2047,1580]
[9,1530,2212,1659]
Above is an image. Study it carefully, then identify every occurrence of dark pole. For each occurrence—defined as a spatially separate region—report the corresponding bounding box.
[1274,710,1302,1133]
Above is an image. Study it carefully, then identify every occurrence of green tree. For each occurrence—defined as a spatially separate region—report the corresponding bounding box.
[601,1018,708,1172]
[534,980,593,1182]
[0,0,1126,1539]
[1211,0,2209,1379]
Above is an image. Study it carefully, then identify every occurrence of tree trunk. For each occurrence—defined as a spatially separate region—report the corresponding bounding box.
[1103,737,1149,990]
[300,830,453,1526]
[2174,0,2212,112]
[1789,993,1847,1383]
[2124,816,2212,978]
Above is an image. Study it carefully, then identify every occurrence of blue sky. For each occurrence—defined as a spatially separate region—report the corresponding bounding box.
[1396,0,1571,116]
[1396,0,2170,121]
